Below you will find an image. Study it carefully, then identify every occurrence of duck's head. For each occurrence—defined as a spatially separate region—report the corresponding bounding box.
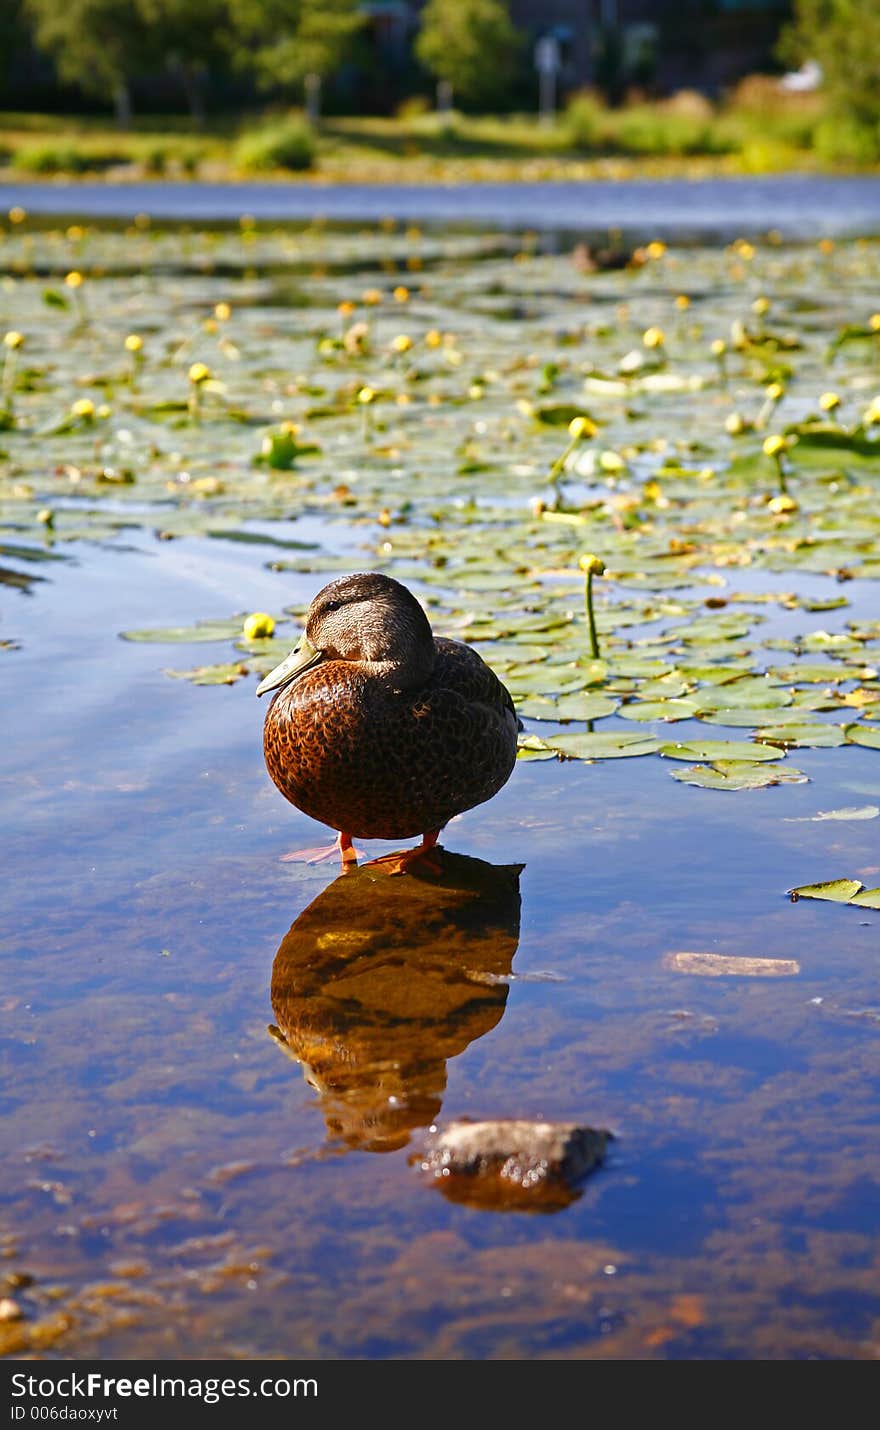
[256,571,435,697]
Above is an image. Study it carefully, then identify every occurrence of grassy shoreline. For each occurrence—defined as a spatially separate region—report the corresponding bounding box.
[2,93,878,186]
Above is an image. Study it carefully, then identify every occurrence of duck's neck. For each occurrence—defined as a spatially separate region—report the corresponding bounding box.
[358,643,435,689]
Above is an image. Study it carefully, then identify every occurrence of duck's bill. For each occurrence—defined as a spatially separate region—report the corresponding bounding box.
[255,636,324,697]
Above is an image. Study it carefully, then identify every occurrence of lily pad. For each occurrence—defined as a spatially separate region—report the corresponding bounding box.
[121,617,250,644]
[660,740,784,764]
[165,662,249,685]
[756,723,847,748]
[619,698,700,722]
[670,761,806,791]
[537,731,661,760]
[846,724,880,750]
[789,879,864,903]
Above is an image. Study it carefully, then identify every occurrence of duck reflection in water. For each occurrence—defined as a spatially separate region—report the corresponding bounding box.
[269,852,522,1154]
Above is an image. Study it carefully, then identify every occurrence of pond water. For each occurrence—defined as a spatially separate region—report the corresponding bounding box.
[1,216,879,1360]
[3,173,880,239]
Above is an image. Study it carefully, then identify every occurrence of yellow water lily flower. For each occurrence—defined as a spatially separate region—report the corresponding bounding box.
[242,612,275,640]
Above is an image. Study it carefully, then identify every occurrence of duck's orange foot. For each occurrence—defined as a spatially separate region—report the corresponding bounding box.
[367,831,443,878]
[280,831,363,867]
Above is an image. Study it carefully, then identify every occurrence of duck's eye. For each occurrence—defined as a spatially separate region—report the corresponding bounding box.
[324,600,341,613]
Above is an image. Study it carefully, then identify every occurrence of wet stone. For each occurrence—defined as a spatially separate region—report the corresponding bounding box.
[415,1119,612,1211]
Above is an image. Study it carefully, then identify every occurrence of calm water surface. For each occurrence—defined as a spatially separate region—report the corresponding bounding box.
[1,213,879,1360]
[3,174,880,238]
[2,524,879,1360]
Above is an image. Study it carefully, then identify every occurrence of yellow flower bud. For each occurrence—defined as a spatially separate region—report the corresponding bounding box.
[642,326,665,349]
[645,241,666,260]
[819,391,840,412]
[768,494,798,515]
[752,296,770,316]
[675,294,690,311]
[578,554,605,576]
[242,612,275,640]
[362,289,383,306]
[765,382,784,401]
[392,286,410,303]
[710,338,726,357]
[869,314,880,331]
[762,434,787,458]
[725,412,746,435]
[124,334,143,353]
[188,362,212,385]
[70,398,96,419]
[4,330,24,350]
[598,449,626,472]
[214,302,231,322]
[424,329,443,348]
[8,207,26,225]
[568,416,597,440]
[358,386,376,405]
[391,334,413,353]
[337,300,356,318]
[65,271,84,290]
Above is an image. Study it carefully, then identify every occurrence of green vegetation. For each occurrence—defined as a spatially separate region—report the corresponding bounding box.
[780,0,880,162]
[415,0,520,108]
[0,71,871,183]
[1,218,879,801]
[234,115,316,172]
[227,0,362,102]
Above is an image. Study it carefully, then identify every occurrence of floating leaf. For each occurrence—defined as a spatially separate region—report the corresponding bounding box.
[785,806,879,822]
[165,662,249,685]
[619,698,700,722]
[699,706,805,728]
[553,693,619,721]
[789,879,864,903]
[670,761,806,790]
[121,618,251,643]
[660,740,783,764]
[849,888,880,909]
[846,724,880,749]
[756,723,846,748]
[538,731,661,760]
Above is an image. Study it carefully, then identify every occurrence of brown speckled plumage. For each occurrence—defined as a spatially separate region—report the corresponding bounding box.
[260,572,518,842]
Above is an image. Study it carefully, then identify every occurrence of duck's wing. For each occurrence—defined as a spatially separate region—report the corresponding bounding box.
[432,638,520,729]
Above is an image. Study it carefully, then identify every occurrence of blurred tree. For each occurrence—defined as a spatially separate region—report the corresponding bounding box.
[138,0,232,123]
[24,0,151,123]
[229,0,363,105]
[415,0,520,110]
[780,0,880,134]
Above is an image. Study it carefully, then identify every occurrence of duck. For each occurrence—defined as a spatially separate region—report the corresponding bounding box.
[256,571,519,873]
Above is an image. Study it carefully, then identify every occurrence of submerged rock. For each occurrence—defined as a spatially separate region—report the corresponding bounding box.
[414,1119,612,1212]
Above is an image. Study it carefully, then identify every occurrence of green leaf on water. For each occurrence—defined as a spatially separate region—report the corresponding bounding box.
[846,724,880,749]
[121,617,249,643]
[670,761,807,791]
[849,888,880,908]
[789,879,865,903]
[42,288,70,309]
[538,731,661,760]
[756,723,847,748]
[529,403,598,427]
[619,698,700,722]
[554,693,619,721]
[699,706,805,728]
[165,662,249,685]
[785,805,879,822]
[660,739,784,763]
